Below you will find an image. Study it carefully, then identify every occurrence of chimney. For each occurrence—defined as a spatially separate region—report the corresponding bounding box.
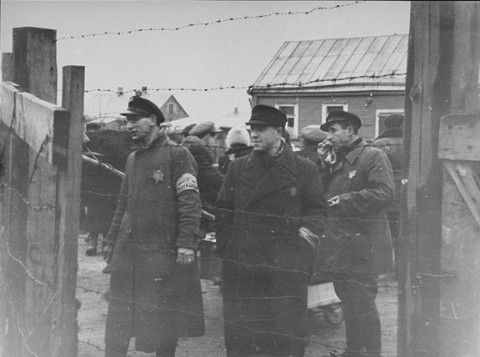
[234,107,239,115]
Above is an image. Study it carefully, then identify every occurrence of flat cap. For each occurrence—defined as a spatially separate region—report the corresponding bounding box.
[189,121,220,137]
[245,105,287,128]
[182,123,197,137]
[121,96,165,123]
[320,110,361,131]
[299,125,328,143]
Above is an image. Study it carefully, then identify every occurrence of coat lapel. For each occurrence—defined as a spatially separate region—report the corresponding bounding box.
[239,146,297,207]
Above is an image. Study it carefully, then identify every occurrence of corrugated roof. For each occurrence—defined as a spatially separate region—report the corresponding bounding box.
[250,34,408,92]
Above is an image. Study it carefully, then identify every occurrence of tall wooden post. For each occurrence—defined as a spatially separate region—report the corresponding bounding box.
[400,2,480,356]
[49,66,84,357]
[13,27,57,104]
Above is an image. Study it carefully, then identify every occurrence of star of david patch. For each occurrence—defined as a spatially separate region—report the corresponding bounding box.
[152,169,164,184]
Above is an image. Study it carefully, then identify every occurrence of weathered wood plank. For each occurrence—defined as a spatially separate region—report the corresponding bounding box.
[0,82,69,166]
[1,53,14,82]
[24,151,57,357]
[438,114,480,161]
[50,66,84,357]
[438,3,480,356]
[13,27,57,104]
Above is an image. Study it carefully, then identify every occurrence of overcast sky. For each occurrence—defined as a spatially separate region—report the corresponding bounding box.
[1,1,411,121]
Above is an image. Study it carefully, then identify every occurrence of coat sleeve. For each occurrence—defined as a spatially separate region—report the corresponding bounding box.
[104,152,133,246]
[301,161,328,236]
[215,160,236,258]
[171,146,204,250]
[336,149,395,217]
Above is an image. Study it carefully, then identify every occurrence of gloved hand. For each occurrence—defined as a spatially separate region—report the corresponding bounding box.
[104,243,114,264]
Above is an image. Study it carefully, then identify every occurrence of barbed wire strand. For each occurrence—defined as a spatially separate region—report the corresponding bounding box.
[81,72,406,94]
[56,1,366,42]
[0,225,460,356]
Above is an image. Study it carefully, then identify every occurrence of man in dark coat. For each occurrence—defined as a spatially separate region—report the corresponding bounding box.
[82,129,134,256]
[181,121,224,211]
[373,114,404,275]
[216,104,328,357]
[318,110,395,357]
[103,96,205,357]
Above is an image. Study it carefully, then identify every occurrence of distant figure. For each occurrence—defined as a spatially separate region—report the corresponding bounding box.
[182,123,196,138]
[373,114,404,274]
[181,122,224,210]
[218,126,253,175]
[296,125,328,168]
[82,130,134,256]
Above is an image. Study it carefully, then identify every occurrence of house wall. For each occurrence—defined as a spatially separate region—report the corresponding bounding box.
[253,92,404,140]
[161,97,188,122]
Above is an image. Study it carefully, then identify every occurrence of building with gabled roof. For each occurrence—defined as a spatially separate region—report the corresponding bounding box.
[248,34,408,139]
[84,90,189,130]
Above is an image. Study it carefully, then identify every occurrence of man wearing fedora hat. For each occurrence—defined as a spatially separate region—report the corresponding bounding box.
[216,104,327,357]
[103,96,205,357]
[318,110,395,357]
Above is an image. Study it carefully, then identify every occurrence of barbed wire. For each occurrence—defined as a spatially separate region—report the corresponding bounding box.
[0,223,465,356]
[56,1,366,42]
[82,72,406,94]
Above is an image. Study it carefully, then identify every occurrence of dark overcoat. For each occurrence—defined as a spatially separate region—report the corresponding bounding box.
[104,134,205,353]
[317,139,395,276]
[216,144,327,356]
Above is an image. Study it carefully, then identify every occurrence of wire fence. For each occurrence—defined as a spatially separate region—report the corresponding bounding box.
[55,1,367,42]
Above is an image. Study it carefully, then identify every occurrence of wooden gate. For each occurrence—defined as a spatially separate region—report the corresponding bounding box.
[0,27,83,357]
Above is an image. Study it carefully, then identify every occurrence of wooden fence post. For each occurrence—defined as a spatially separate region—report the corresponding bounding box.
[49,66,84,357]
[13,27,57,104]
[400,2,480,356]
[2,53,14,82]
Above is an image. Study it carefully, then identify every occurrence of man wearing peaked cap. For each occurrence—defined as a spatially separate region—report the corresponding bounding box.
[121,95,166,125]
[189,121,220,137]
[216,104,327,357]
[297,125,328,168]
[317,108,395,357]
[320,110,362,133]
[245,104,287,128]
[104,95,205,356]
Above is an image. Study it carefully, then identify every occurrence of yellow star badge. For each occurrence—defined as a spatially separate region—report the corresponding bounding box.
[152,169,164,184]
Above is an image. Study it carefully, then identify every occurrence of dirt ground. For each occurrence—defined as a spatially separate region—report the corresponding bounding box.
[77,236,397,357]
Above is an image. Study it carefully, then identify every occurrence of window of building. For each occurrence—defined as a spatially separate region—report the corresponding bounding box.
[375,109,404,138]
[275,104,299,138]
[321,104,348,123]
[168,103,175,115]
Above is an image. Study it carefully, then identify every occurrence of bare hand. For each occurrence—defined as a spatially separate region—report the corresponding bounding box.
[176,248,196,265]
[327,195,340,207]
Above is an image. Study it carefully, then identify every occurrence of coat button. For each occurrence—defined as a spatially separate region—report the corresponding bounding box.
[273,258,280,264]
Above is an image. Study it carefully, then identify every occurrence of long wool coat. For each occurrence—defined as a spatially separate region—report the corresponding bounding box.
[104,135,205,353]
[216,144,327,356]
[317,139,395,276]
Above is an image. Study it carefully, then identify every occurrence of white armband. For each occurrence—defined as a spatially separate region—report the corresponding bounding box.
[176,173,199,194]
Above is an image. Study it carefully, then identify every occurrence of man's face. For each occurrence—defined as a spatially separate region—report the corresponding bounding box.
[250,125,281,152]
[126,115,155,141]
[327,122,354,148]
[205,132,216,147]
